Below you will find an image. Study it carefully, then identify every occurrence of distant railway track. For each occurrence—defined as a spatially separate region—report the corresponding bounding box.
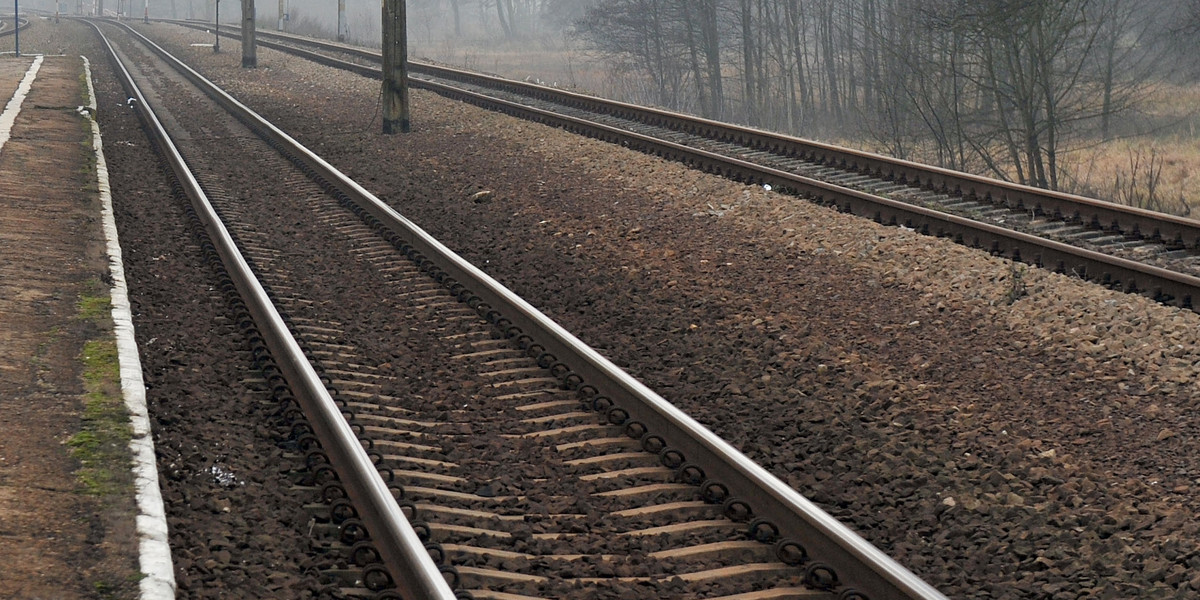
[0,16,30,37]
[166,18,1200,312]
[92,17,948,600]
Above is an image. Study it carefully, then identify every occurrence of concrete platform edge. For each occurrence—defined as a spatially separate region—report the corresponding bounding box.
[83,54,178,600]
[0,54,41,152]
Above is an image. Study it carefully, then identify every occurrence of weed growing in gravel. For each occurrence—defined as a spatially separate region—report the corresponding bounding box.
[1006,263,1028,304]
[94,574,142,599]
[93,578,117,597]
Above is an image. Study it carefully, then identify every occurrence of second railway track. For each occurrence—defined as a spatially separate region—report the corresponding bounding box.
[92,18,946,600]
[0,15,30,37]
[168,18,1200,311]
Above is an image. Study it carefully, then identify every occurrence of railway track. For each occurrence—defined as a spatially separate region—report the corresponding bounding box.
[92,19,946,600]
[0,16,30,37]
[166,18,1200,312]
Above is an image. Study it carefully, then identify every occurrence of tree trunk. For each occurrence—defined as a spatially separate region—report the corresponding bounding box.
[450,0,461,37]
[1100,37,1115,141]
[740,0,757,125]
[785,0,811,130]
[649,1,669,107]
[495,0,512,38]
[699,0,723,119]
[682,2,712,119]
[821,2,841,124]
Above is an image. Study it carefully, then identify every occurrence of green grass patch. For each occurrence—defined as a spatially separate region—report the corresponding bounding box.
[68,288,132,497]
[77,292,111,321]
[81,339,119,386]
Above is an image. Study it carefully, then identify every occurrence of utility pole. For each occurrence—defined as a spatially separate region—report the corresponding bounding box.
[336,0,345,42]
[14,0,19,57]
[381,0,409,133]
[213,0,219,52]
[276,0,283,30]
[143,0,147,23]
[241,0,255,67]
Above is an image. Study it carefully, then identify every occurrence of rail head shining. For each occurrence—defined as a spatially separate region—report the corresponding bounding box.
[89,20,457,600]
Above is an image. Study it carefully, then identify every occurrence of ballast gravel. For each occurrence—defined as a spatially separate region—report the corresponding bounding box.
[13,21,343,599]
[82,20,1200,600]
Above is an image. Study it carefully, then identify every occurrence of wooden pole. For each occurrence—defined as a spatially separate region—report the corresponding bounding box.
[241,0,256,67]
[381,0,410,134]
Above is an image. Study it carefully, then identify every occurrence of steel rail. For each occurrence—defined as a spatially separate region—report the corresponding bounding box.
[158,20,1200,309]
[86,20,458,600]
[127,20,952,600]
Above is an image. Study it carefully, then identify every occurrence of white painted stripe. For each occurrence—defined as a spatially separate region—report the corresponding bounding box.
[82,55,178,600]
[0,55,42,154]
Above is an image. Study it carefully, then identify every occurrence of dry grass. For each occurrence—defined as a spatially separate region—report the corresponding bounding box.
[1061,138,1199,216]
[1141,81,1200,127]
[412,37,609,95]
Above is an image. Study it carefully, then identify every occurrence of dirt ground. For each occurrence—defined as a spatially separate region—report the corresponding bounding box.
[0,51,140,599]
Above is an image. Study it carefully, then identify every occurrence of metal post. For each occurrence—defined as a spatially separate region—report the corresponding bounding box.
[381,0,409,134]
[143,0,147,23]
[275,0,282,30]
[240,0,255,67]
[213,0,219,52]
[14,0,19,57]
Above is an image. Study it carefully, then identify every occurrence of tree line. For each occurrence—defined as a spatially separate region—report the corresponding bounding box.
[572,0,1199,191]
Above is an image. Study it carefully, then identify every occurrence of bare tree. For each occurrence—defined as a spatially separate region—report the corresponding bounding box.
[571,0,1189,192]
[575,0,687,109]
[449,0,462,36]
